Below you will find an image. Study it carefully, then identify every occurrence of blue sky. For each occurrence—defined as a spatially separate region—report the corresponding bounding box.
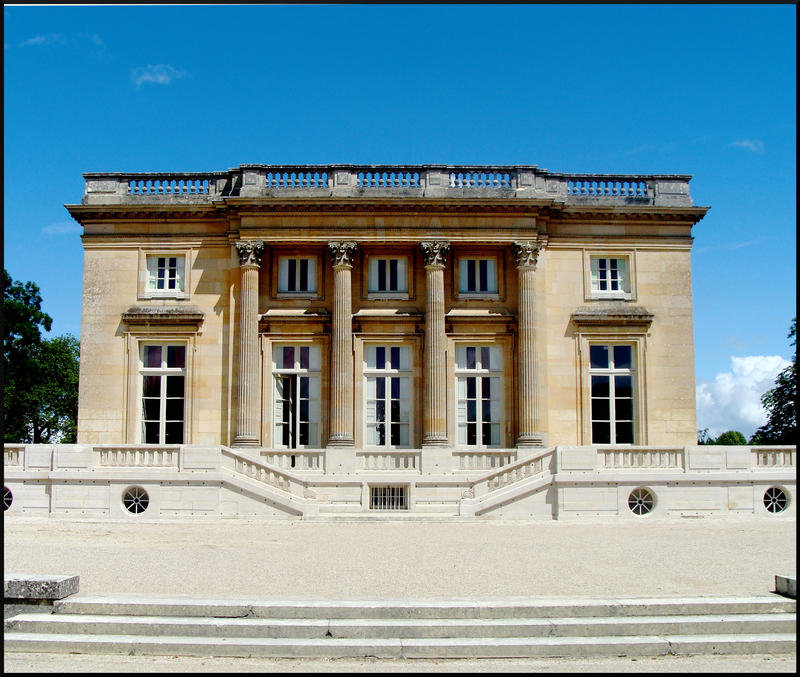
[4,4,796,438]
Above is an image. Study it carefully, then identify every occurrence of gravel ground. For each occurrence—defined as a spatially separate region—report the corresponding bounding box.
[4,516,796,673]
[3,517,796,599]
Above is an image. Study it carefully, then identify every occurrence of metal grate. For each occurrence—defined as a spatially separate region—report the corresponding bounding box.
[122,486,150,514]
[628,487,655,515]
[3,486,12,511]
[370,485,408,510]
[764,487,788,513]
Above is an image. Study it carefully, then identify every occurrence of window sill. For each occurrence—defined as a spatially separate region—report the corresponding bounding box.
[276,292,320,299]
[367,292,410,300]
[456,293,501,301]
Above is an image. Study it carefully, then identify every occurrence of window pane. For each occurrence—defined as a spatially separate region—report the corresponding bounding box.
[615,375,632,398]
[376,401,385,423]
[481,347,490,370]
[299,399,309,421]
[376,378,385,399]
[479,259,488,291]
[391,377,400,399]
[591,375,609,397]
[299,259,308,291]
[375,347,385,370]
[167,346,185,369]
[467,400,476,422]
[481,377,491,399]
[143,375,161,397]
[165,398,184,420]
[592,421,611,444]
[378,259,386,291]
[590,346,608,369]
[389,259,398,290]
[144,421,160,443]
[287,259,296,292]
[466,346,476,369]
[467,423,476,446]
[482,422,492,446]
[299,376,309,399]
[466,378,476,399]
[591,398,610,421]
[390,346,400,370]
[283,346,295,369]
[299,423,309,446]
[615,421,633,444]
[144,346,162,368]
[143,398,161,421]
[166,375,184,397]
[165,422,184,444]
[615,399,632,421]
[300,346,309,370]
[613,346,632,369]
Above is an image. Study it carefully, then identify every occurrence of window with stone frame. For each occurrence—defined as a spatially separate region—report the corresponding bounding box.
[367,256,408,295]
[456,345,503,447]
[272,344,321,449]
[364,345,412,448]
[589,256,631,297]
[278,257,317,294]
[140,343,186,444]
[589,344,635,444]
[458,257,498,295]
[145,254,186,296]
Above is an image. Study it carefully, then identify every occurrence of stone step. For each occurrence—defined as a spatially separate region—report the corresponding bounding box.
[6,612,795,639]
[52,594,796,619]
[4,631,796,658]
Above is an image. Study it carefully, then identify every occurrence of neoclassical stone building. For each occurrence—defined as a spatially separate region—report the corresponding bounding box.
[69,165,704,451]
[4,165,794,519]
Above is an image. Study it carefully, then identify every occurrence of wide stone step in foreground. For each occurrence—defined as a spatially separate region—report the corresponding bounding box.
[4,595,795,659]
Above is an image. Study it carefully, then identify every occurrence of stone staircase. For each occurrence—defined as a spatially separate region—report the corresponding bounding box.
[5,594,795,658]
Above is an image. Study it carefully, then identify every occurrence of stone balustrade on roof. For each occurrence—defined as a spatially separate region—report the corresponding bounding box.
[80,164,695,207]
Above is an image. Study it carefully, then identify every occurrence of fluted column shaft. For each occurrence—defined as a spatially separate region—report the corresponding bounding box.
[233,240,265,447]
[512,240,543,446]
[421,241,449,446]
[328,241,357,446]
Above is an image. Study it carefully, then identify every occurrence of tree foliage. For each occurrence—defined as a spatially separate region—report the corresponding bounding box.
[714,430,747,445]
[3,269,80,443]
[750,318,797,445]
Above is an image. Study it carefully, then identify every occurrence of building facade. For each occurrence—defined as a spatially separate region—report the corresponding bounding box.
[4,165,794,520]
[69,165,705,451]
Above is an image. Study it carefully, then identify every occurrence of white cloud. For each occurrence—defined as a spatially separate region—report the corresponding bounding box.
[42,221,82,235]
[131,64,188,87]
[729,139,765,153]
[8,33,104,51]
[696,355,790,439]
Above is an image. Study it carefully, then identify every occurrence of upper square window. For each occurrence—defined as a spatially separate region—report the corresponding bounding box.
[278,257,317,294]
[368,257,408,294]
[590,257,630,297]
[459,258,497,295]
[146,255,186,297]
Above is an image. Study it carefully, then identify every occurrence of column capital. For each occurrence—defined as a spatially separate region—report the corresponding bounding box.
[420,240,450,268]
[511,239,546,270]
[235,240,265,268]
[328,241,358,268]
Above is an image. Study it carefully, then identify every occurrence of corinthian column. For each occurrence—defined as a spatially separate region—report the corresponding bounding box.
[512,240,544,446]
[328,241,357,446]
[233,240,265,447]
[420,241,450,446]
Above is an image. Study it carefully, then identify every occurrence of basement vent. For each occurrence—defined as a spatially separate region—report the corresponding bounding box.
[370,485,408,511]
[3,486,11,511]
[763,487,788,514]
[628,487,655,515]
[122,486,150,514]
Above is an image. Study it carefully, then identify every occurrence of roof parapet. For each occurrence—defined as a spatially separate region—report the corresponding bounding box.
[81,165,695,207]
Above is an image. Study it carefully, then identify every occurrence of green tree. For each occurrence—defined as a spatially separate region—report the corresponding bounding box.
[697,428,714,445]
[3,269,80,443]
[750,318,797,445]
[714,430,747,445]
